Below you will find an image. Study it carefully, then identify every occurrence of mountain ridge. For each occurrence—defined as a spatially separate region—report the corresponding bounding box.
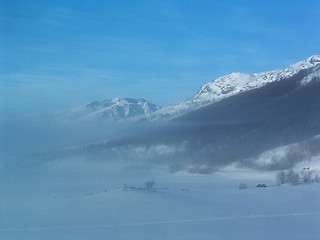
[148,55,320,121]
[57,55,319,123]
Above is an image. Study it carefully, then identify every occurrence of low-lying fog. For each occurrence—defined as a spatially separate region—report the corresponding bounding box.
[1,111,320,176]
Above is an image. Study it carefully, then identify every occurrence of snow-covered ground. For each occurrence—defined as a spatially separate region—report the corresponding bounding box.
[0,160,319,240]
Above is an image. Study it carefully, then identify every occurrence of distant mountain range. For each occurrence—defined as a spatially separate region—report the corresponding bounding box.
[62,55,320,123]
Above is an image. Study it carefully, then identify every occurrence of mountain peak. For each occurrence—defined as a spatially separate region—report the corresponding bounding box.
[194,72,255,99]
[195,55,320,102]
[288,55,320,71]
[69,98,161,122]
[193,55,320,102]
[306,55,320,64]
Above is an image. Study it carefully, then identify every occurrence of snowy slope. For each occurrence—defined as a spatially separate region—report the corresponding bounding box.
[150,55,320,120]
[60,98,160,122]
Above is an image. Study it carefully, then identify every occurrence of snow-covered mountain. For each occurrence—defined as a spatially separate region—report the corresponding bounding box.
[23,55,320,172]
[55,55,319,124]
[150,55,320,120]
[73,55,320,171]
[61,98,161,122]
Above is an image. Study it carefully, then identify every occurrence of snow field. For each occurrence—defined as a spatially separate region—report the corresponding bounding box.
[0,160,319,240]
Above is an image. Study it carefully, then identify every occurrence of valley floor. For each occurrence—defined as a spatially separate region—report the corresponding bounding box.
[0,160,319,240]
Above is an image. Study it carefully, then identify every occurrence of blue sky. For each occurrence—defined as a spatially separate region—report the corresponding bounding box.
[1,0,319,116]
